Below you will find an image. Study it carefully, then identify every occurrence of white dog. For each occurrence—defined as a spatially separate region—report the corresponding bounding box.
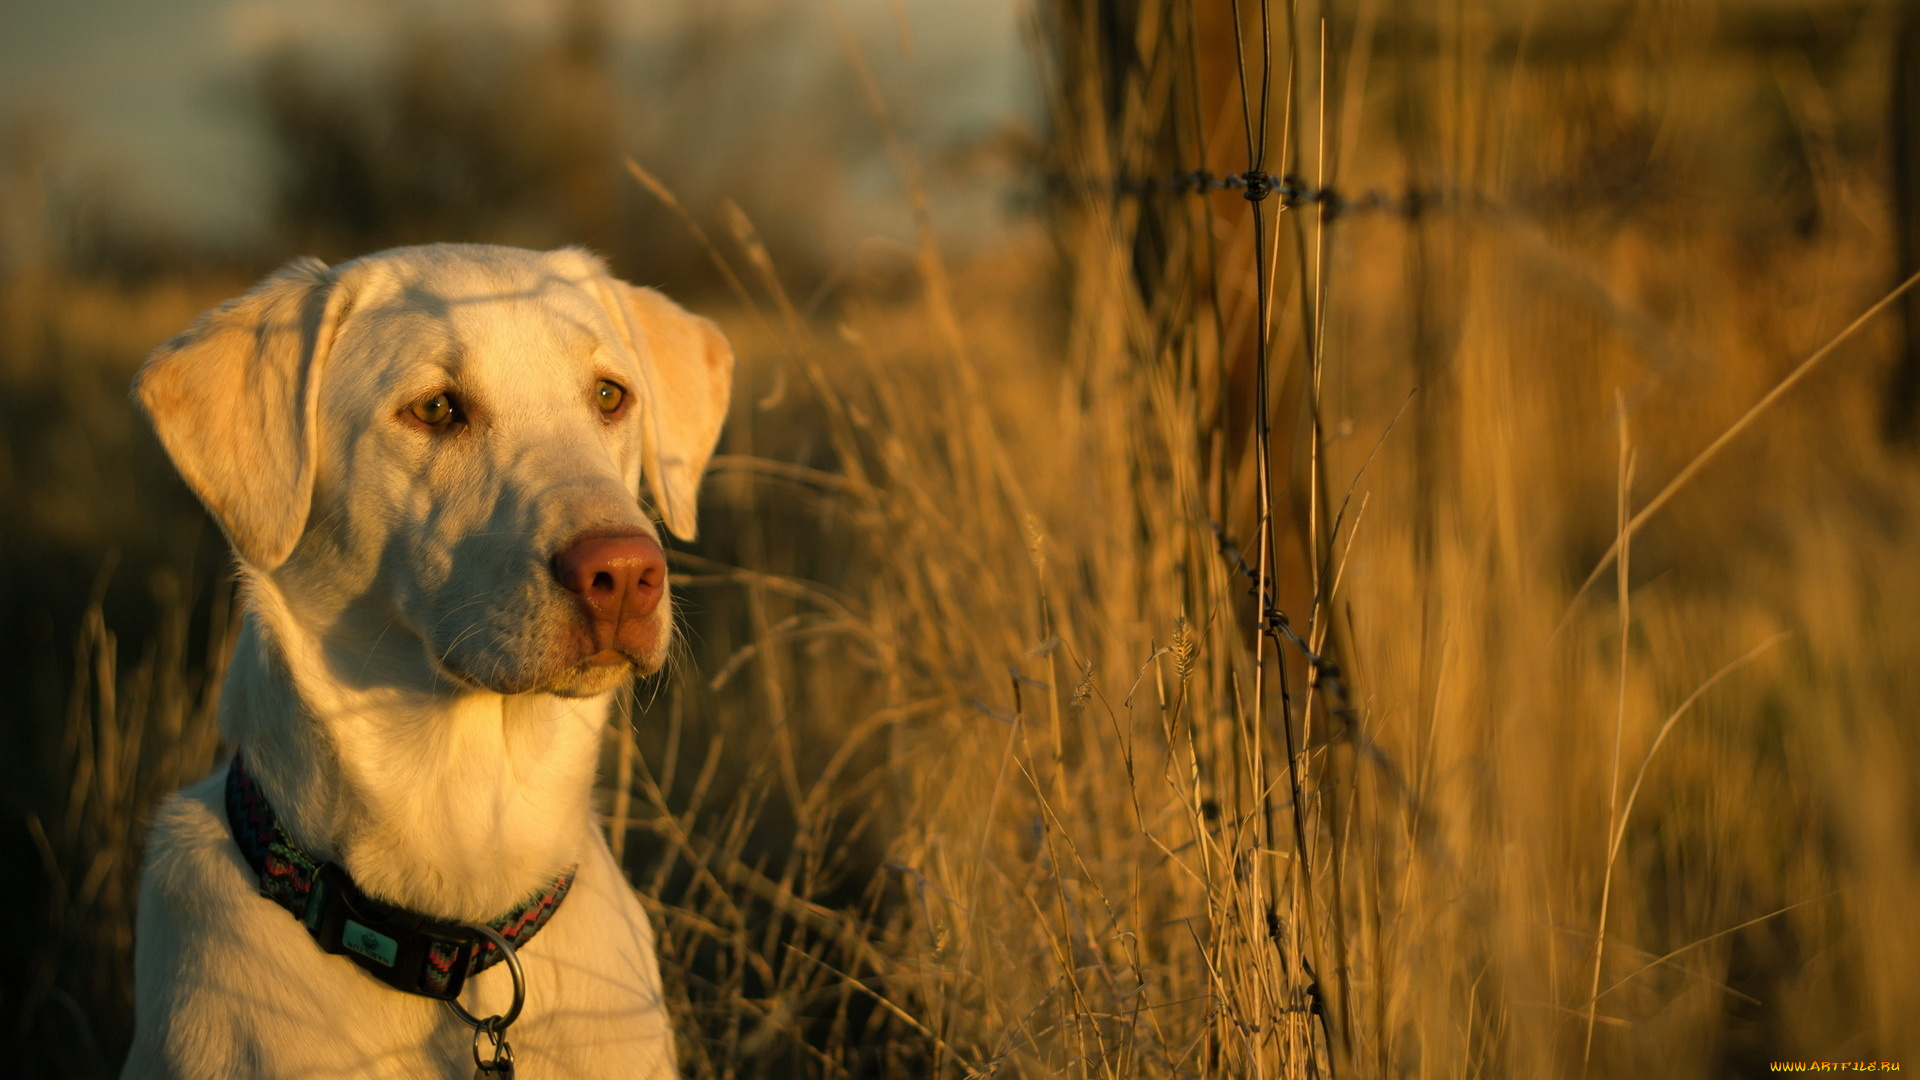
[123,244,732,1078]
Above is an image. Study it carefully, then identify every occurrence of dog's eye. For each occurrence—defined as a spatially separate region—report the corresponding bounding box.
[410,393,457,427]
[595,380,625,415]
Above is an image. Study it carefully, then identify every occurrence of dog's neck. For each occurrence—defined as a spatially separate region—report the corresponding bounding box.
[220,575,610,924]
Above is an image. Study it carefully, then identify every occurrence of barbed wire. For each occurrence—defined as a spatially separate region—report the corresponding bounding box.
[1056,167,1479,220]
[1210,522,1351,709]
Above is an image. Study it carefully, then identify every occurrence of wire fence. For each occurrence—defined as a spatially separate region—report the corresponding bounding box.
[1053,2,1372,1072]
[1047,0,1920,1072]
[1073,168,1475,222]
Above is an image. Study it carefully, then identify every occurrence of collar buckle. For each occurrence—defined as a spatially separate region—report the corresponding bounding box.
[305,862,481,1001]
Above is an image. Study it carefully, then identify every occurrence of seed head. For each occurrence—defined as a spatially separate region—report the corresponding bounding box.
[1171,616,1197,682]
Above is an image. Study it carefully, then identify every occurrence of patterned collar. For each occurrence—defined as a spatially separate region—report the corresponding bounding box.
[224,751,575,1001]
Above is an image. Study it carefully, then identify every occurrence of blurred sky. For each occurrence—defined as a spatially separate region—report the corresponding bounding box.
[0,0,1037,245]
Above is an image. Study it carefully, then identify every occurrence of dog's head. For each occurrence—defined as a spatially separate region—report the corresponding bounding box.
[135,244,732,697]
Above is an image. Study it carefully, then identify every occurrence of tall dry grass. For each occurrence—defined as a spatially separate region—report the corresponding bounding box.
[610,2,1920,1075]
[11,1,1920,1077]
[19,574,233,1075]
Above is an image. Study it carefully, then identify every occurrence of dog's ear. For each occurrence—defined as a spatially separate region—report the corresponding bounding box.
[134,257,350,570]
[602,281,735,541]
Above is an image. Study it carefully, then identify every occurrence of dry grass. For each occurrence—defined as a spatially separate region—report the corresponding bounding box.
[9,1,1920,1077]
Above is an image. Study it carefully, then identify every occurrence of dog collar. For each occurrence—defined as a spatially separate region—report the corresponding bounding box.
[224,752,575,1002]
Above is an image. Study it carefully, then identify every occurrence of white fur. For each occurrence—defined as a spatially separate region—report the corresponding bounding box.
[123,244,733,1079]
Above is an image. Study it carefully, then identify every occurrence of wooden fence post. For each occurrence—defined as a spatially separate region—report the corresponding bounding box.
[1886,6,1920,442]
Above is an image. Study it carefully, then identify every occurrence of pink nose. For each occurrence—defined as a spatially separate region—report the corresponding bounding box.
[550,533,667,653]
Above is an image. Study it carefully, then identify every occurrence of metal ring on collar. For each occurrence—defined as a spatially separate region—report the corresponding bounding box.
[441,922,527,1032]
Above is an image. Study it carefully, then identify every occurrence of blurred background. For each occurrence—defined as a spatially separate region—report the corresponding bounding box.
[4,0,1919,1076]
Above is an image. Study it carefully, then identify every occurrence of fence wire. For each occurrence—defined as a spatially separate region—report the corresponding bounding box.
[1070,168,1477,221]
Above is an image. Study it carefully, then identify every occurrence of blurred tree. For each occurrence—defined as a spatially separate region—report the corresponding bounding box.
[250,0,867,300]
[259,0,621,262]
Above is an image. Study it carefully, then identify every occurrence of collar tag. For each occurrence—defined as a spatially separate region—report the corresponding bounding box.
[343,920,399,967]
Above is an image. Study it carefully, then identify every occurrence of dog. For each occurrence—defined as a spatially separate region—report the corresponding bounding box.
[122,243,732,1078]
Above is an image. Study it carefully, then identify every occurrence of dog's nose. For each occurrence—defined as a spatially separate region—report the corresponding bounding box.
[551,534,667,645]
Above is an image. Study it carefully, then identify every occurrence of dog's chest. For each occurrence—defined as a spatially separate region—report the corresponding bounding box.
[133,784,674,1079]
[259,858,669,1077]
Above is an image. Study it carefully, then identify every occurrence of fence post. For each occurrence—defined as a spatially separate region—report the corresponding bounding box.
[1887,5,1920,443]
